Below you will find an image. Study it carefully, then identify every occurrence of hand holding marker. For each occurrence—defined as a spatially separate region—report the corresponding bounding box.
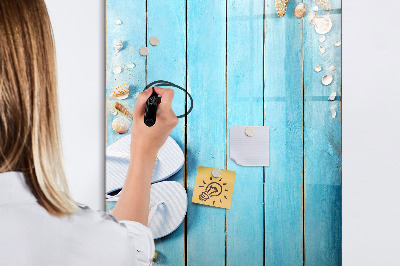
[143,80,193,127]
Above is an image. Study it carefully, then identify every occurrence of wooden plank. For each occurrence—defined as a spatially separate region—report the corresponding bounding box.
[106,0,146,147]
[303,0,342,264]
[226,0,264,265]
[105,0,146,212]
[147,0,186,264]
[186,0,227,264]
[264,0,304,265]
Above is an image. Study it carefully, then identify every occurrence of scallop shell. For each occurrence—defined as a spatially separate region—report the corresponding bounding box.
[115,40,123,52]
[294,3,306,19]
[315,65,322,72]
[112,117,129,134]
[275,0,290,18]
[313,0,331,11]
[322,74,333,85]
[109,84,129,100]
[311,15,332,35]
[115,102,133,119]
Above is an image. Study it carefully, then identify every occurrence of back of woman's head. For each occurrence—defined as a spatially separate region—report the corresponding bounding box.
[0,0,76,216]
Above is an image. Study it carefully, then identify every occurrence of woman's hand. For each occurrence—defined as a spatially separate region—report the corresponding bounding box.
[130,86,179,160]
[112,86,178,225]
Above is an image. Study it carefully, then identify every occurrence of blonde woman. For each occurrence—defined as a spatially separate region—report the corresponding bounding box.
[0,0,178,265]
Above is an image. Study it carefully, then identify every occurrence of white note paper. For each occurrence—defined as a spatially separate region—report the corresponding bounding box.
[230,126,269,166]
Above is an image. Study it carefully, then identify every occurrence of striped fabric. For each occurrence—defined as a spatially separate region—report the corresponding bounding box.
[106,135,184,194]
[147,181,187,239]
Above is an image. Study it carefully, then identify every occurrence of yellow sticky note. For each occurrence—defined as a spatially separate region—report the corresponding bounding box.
[192,166,236,209]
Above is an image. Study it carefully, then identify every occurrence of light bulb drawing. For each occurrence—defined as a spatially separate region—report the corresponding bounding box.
[198,175,228,205]
[199,182,222,201]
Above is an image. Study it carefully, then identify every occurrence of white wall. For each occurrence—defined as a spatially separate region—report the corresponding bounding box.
[46,0,105,210]
[343,0,400,264]
[46,0,400,263]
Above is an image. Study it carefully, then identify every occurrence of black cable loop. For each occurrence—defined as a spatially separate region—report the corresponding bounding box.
[143,80,193,118]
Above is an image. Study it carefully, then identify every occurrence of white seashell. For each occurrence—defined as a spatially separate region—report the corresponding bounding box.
[322,74,333,85]
[113,66,122,74]
[315,65,322,72]
[319,35,326,42]
[330,65,336,71]
[334,40,342,47]
[319,45,326,54]
[330,104,337,118]
[313,6,319,11]
[126,62,135,68]
[115,40,123,52]
[115,19,122,25]
[109,84,129,100]
[313,0,331,11]
[294,3,307,19]
[112,117,129,134]
[311,15,332,35]
[328,92,336,101]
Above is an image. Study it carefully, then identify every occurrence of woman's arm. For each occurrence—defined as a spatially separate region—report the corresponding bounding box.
[112,87,178,225]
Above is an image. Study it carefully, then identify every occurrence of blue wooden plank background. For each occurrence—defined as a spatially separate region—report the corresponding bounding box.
[264,0,304,265]
[106,0,342,264]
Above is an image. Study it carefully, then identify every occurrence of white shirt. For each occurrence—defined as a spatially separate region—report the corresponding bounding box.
[0,171,155,266]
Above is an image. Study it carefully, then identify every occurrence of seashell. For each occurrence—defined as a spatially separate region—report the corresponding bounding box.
[313,0,331,11]
[330,103,337,118]
[319,45,326,54]
[330,65,336,71]
[313,6,319,11]
[112,117,129,134]
[115,102,133,119]
[275,0,290,18]
[311,15,332,35]
[315,65,322,72]
[110,84,129,100]
[322,74,333,85]
[126,62,135,69]
[115,19,122,25]
[328,92,336,101]
[113,66,122,74]
[319,35,326,42]
[294,3,306,19]
[334,40,342,47]
[115,40,123,52]
[112,110,118,115]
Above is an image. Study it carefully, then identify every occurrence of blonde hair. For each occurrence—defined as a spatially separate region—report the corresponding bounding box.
[0,0,76,216]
